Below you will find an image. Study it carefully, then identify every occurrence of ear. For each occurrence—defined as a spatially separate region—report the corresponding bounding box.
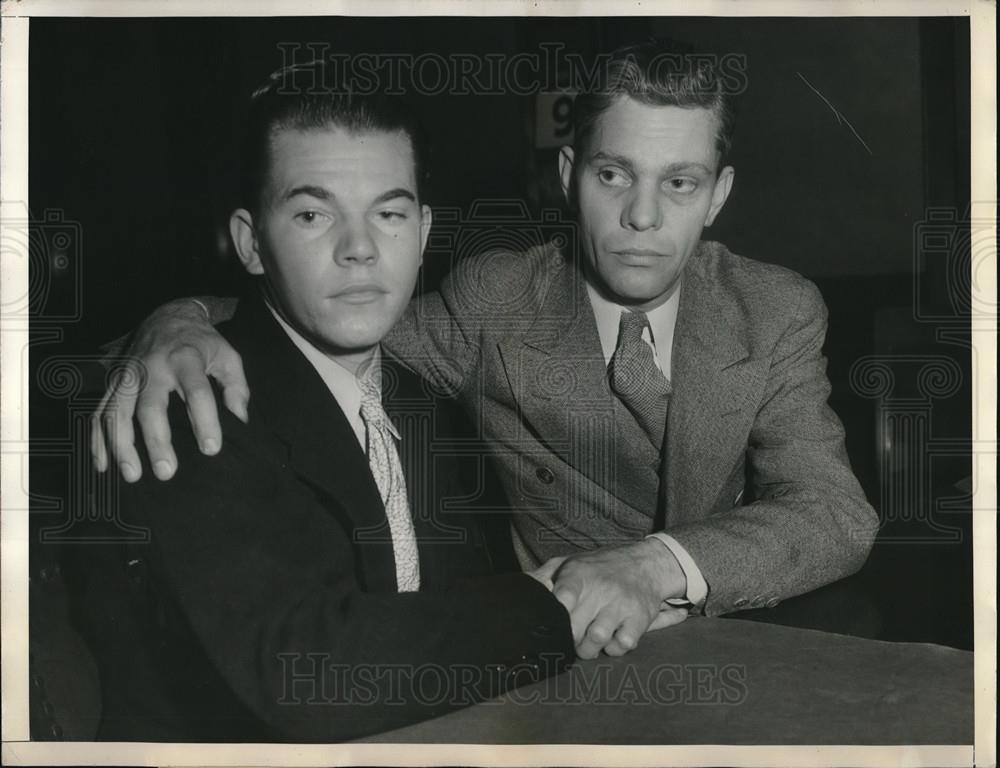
[558,145,576,204]
[418,204,432,263]
[229,209,264,275]
[704,165,735,227]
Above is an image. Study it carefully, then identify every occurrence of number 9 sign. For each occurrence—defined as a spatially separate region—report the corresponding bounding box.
[534,92,576,149]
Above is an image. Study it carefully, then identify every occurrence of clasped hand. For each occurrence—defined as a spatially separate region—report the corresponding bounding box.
[531,540,689,659]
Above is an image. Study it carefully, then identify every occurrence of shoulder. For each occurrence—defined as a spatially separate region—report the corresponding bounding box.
[692,241,826,321]
[442,240,565,309]
[161,388,279,478]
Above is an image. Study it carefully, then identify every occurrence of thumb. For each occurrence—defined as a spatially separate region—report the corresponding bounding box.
[647,605,690,632]
[528,555,567,590]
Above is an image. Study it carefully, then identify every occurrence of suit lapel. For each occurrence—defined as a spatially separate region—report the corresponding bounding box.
[225,294,398,592]
[665,255,768,526]
[381,356,460,591]
[496,256,662,522]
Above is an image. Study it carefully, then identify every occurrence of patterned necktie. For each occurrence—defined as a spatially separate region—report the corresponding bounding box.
[609,310,672,449]
[358,369,421,592]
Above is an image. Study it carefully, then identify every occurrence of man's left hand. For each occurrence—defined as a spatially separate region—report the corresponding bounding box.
[552,539,688,659]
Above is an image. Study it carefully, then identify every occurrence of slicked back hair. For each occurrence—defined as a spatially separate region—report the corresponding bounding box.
[238,61,430,217]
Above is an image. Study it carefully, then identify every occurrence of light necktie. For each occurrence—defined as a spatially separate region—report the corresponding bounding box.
[609,310,672,449]
[358,368,421,592]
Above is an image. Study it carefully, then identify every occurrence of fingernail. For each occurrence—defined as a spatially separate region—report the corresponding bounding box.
[202,438,220,455]
[153,460,173,480]
[119,462,139,483]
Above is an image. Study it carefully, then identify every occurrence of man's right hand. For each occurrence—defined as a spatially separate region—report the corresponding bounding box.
[91,299,249,482]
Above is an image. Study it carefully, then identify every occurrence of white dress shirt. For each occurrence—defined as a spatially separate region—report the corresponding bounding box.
[267,304,398,448]
[585,282,709,608]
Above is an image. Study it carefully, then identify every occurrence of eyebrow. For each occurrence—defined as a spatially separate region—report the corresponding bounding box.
[281,185,417,204]
[588,151,713,176]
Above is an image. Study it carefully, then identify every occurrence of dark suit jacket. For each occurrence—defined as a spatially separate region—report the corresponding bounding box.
[385,240,880,616]
[93,291,573,742]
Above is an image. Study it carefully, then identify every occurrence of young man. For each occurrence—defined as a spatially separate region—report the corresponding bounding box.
[93,41,878,662]
[91,67,574,742]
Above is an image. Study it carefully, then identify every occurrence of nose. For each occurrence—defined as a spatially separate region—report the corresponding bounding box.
[334,217,378,266]
[621,181,662,232]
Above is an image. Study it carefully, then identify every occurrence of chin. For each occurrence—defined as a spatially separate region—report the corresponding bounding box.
[306,321,384,354]
[611,280,666,303]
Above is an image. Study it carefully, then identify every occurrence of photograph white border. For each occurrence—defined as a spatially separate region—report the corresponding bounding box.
[2,1,994,766]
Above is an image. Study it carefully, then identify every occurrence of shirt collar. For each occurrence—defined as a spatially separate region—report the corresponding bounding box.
[266,301,399,441]
[585,279,681,377]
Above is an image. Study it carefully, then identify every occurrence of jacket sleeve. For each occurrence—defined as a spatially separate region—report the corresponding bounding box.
[100,296,239,361]
[123,401,574,742]
[665,280,879,616]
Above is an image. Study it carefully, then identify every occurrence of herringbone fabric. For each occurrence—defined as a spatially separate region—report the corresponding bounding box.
[609,310,672,449]
[359,370,420,592]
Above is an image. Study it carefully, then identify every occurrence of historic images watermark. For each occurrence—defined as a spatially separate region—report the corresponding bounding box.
[273,43,749,97]
[277,654,748,708]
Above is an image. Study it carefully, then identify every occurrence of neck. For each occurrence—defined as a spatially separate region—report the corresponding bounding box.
[262,290,378,377]
[581,262,681,312]
[327,347,377,377]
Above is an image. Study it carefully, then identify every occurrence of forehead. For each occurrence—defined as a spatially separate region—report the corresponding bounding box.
[265,126,417,193]
[586,96,721,170]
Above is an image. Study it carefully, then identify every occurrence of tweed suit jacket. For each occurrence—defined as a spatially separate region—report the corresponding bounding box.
[384,240,879,617]
[93,290,573,742]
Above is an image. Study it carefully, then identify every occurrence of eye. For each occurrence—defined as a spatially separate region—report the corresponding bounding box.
[597,167,631,187]
[666,177,698,195]
[374,209,410,226]
[293,210,329,227]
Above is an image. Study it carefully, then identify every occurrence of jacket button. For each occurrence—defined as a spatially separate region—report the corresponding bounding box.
[733,597,748,608]
[536,467,555,484]
[750,595,765,608]
[765,597,780,608]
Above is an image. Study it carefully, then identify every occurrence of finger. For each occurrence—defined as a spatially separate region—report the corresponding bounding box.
[213,349,251,424]
[102,372,143,482]
[532,555,567,589]
[92,374,124,473]
[648,606,690,632]
[577,617,617,660]
[553,580,593,646]
[604,613,648,657]
[552,583,579,618]
[90,411,109,473]
[174,350,223,455]
[222,386,250,425]
[136,386,177,481]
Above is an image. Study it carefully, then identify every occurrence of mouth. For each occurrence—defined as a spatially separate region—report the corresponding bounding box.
[329,284,389,304]
[613,249,670,259]
[611,249,671,265]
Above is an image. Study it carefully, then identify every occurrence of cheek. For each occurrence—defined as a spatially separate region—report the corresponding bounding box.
[580,190,619,232]
[375,233,423,277]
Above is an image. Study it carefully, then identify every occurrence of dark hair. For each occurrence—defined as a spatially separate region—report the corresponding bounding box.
[238,61,430,215]
[572,39,737,169]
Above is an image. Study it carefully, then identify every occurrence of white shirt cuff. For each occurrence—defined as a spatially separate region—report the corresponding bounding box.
[646,532,709,607]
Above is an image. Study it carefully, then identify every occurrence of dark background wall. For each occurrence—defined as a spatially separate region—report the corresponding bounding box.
[28,16,972,669]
